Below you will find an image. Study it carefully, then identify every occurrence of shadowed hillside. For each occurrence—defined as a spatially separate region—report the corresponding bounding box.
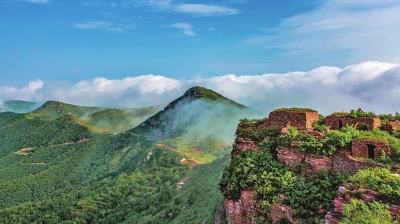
[129,86,263,140]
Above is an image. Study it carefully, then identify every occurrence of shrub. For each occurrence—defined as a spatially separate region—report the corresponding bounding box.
[340,199,395,224]
[349,167,400,204]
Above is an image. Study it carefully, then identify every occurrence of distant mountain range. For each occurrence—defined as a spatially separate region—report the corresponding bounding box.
[1,100,38,113]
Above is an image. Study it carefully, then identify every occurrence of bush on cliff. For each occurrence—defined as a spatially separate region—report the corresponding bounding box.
[348,167,400,205]
[277,125,356,156]
[281,169,348,221]
[340,199,396,224]
[219,150,296,201]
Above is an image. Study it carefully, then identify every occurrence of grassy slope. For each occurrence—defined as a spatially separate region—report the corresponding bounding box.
[31,100,105,120]
[84,106,161,133]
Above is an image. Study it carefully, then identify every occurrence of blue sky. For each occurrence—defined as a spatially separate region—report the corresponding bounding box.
[1,0,321,85]
[1,0,400,114]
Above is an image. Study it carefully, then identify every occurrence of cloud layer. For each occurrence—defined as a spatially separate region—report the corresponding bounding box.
[245,0,400,68]
[1,61,400,115]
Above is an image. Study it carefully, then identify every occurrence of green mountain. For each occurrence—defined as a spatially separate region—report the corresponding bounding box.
[2,100,37,113]
[0,111,19,121]
[129,86,262,140]
[84,106,161,133]
[30,100,105,120]
[0,87,262,223]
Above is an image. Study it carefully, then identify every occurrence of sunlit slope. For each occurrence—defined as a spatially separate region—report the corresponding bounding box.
[129,86,263,140]
[30,100,105,120]
[0,114,152,210]
[84,105,161,133]
[0,114,90,159]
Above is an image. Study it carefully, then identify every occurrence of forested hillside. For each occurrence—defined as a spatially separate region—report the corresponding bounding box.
[0,87,262,223]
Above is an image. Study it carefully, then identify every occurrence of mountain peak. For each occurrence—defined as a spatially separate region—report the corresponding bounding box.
[165,86,245,111]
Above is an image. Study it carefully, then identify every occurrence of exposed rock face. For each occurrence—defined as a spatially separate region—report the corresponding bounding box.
[276,146,304,169]
[266,111,319,130]
[384,121,400,133]
[325,116,381,131]
[304,153,333,173]
[235,137,260,152]
[330,182,400,221]
[225,191,259,224]
[351,140,391,158]
[269,203,297,224]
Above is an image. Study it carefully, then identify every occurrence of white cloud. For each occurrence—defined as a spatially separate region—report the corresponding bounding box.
[174,4,238,16]
[27,0,49,3]
[245,0,400,68]
[130,1,238,17]
[73,21,135,33]
[0,79,44,102]
[169,23,195,36]
[2,62,400,115]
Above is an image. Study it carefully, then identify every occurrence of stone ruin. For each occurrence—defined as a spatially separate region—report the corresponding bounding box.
[384,120,400,133]
[226,108,400,224]
[351,140,391,159]
[265,108,319,130]
[325,115,381,131]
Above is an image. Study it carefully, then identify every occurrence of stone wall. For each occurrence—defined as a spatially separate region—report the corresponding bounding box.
[332,151,387,174]
[277,147,388,175]
[225,191,259,224]
[325,116,381,131]
[266,111,319,130]
[276,146,333,174]
[351,140,391,158]
[384,121,400,132]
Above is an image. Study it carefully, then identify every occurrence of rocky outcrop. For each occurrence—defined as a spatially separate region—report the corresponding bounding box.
[235,137,260,152]
[276,145,333,174]
[329,182,400,222]
[269,202,297,224]
[225,191,259,224]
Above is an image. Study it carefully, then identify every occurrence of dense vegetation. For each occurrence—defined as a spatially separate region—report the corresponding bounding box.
[0,111,19,121]
[0,89,256,224]
[347,167,400,204]
[221,115,400,223]
[220,128,349,222]
[340,199,396,224]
